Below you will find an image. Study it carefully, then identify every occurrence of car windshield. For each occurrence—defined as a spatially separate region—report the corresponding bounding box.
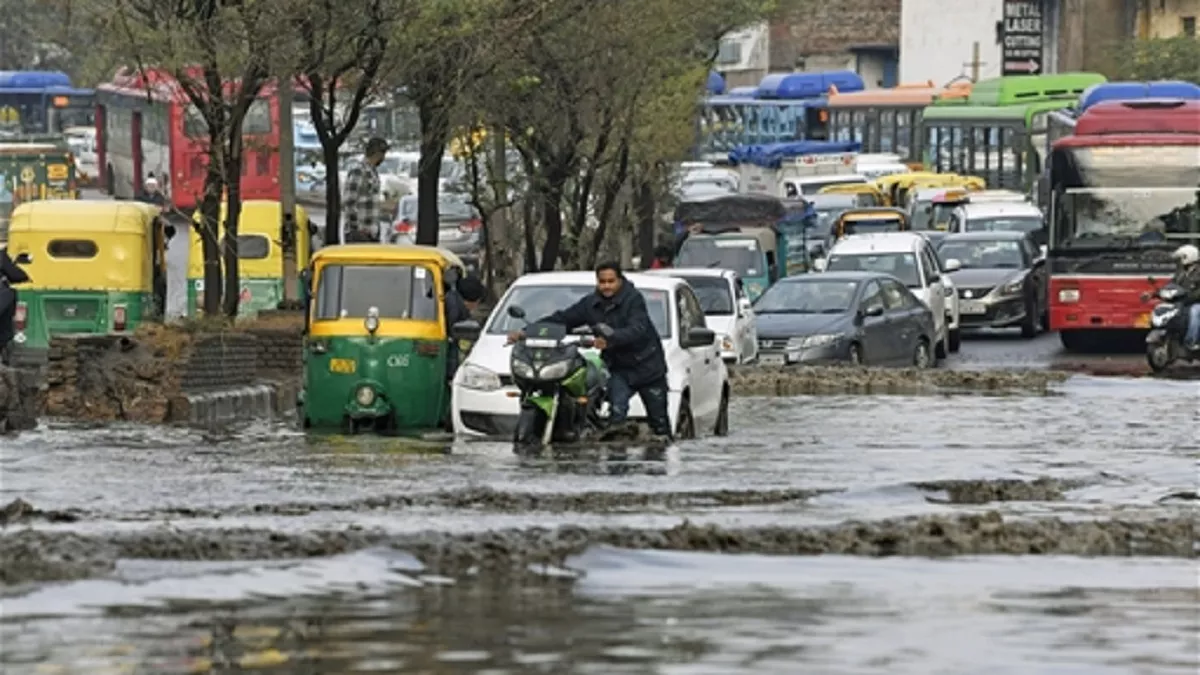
[754,279,859,314]
[1054,188,1200,248]
[811,209,842,236]
[676,237,764,279]
[843,218,904,235]
[680,276,733,315]
[314,264,437,320]
[937,239,1026,269]
[826,252,921,288]
[965,216,1043,233]
[438,197,476,220]
[488,285,671,338]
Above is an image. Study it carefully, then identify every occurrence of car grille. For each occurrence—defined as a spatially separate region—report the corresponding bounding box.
[758,338,789,351]
[958,286,994,299]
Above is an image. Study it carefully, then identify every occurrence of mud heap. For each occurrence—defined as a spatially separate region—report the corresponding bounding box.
[1,511,1193,585]
[728,364,1071,396]
[0,364,41,433]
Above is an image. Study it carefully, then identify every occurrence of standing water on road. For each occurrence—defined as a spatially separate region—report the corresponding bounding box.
[1,375,1196,673]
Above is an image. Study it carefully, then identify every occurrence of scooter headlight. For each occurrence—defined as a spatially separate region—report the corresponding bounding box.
[355,385,376,406]
[538,359,572,381]
[512,359,536,380]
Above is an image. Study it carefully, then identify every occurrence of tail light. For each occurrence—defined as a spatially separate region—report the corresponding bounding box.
[14,302,27,331]
[113,304,127,332]
[394,219,414,235]
[459,218,482,233]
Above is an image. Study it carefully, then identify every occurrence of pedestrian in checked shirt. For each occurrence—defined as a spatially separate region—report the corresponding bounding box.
[340,137,389,243]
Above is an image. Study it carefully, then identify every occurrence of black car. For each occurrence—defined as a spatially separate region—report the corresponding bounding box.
[936,231,1047,337]
[754,271,938,368]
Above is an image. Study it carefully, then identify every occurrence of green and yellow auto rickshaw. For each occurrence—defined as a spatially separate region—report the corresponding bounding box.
[299,243,469,434]
[188,200,312,316]
[5,200,169,352]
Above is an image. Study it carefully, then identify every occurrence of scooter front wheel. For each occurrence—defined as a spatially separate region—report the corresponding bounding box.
[513,406,546,454]
[1146,341,1173,373]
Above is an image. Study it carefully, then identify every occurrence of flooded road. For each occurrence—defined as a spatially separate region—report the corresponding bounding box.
[2,374,1197,673]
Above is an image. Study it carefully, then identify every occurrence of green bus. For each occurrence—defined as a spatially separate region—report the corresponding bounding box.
[920,73,1106,193]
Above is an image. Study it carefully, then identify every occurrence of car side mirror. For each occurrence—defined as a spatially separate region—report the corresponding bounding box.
[450,319,481,342]
[685,326,716,348]
[13,252,32,265]
[738,297,752,315]
[862,305,885,318]
[507,305,526,319]
[812,258,828,272]
[943,258,962,272]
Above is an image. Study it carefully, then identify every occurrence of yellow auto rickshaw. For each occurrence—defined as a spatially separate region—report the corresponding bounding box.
[4,200,170,351]
[831,207,911,240]
[899,174,986,209]
[188,200,312,317]
[299,244,468,434]
[817,182,885,207]
[873,172,941,206]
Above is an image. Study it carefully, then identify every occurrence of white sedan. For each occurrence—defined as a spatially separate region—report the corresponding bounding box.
[452,272,731,439]
[645,267,758,364]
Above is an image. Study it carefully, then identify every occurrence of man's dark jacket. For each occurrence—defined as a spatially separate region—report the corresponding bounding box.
[1175,263,1200,302]
[538,278,667,387]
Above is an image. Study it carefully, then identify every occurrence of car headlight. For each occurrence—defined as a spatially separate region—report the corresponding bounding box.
[720,334,734,352]
[459,363,501,391]
[799,334,841,349]
[1000,279,1024,296]
[512,360,536,380]
[355,385,376,406]
[538,360,572,381]
[1058,289,1080,303]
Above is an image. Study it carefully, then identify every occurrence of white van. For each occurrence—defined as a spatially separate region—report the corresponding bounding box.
[820,232,961,359]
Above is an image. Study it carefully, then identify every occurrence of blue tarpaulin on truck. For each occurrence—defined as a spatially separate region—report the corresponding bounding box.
[728,141,862,169]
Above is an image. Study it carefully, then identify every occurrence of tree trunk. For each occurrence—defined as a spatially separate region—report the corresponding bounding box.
[416,99,449,246]
[538,173,567,272]
[322,143,341,245]
[198,173,224,315]
[634,175,656,269]
[222,134,245,318]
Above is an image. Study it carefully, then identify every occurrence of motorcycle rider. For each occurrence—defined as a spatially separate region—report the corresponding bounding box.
[0,248,31,365]
[508,262,673,439]
[1170,244,1200,350]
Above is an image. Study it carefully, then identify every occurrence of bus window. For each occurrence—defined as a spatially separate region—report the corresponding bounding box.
[851,110,866,145]
[880,110,896,153]
[896,109,912,159]
[970,126,990,173]
[1000,127,1021,190]
[950,127,966,173]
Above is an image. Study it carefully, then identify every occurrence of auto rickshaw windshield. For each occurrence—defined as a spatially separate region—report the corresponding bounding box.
[315,263,438,320]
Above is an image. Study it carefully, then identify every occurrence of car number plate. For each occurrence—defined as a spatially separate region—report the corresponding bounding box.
[329,358,357,374]
[960,300,988,315]
[759,353,786,366]
[1135,313,1150,328]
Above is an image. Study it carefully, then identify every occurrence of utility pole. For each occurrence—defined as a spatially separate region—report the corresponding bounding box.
[966,42,984,81]
[278,77,298,303]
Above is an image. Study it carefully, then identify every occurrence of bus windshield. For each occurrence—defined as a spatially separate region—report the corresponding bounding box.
[676,237,765,279]
[1054,188,1199,249]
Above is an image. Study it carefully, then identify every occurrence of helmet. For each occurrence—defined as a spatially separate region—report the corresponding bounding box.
[1171,244,1199,266]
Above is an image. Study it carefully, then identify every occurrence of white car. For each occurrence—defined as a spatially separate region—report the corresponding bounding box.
[949,201,1044,236]
[452,272,730,439]
[645,267,758,364]
[820,232,960,360]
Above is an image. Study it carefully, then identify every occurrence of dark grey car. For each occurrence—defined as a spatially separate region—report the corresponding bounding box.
[753,271,938,367]
[936,231,1047,337]
[389,194,483,260]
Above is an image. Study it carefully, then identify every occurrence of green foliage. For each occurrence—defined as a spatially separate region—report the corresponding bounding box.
[1112,37,1200,83]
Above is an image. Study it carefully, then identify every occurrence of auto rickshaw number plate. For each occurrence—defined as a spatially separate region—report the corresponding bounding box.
[329,358,357,374]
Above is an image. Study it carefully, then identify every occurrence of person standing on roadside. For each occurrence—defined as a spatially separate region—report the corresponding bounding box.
[340,137,389,244]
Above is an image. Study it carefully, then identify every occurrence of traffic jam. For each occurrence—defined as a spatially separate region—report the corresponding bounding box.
[662,74,1200,373]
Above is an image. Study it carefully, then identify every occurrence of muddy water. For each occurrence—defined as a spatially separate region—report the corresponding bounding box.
[1,375,1198,674]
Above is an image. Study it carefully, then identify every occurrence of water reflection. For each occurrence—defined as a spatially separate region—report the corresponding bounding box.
[2,549,1196,674]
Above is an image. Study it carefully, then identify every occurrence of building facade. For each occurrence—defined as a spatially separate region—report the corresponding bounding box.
[766,0,901,89]
[1136,0,1200,37]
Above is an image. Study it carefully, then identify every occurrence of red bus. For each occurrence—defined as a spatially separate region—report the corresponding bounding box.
[94,68,281,212]
[1047,99,1200,351]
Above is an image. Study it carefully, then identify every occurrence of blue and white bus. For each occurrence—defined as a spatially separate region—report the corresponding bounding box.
[0,71,94,136]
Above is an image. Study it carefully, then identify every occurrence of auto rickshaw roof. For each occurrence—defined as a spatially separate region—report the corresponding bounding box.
[838,207,908,221]
[8,200,159,234]
[312,243,465,269]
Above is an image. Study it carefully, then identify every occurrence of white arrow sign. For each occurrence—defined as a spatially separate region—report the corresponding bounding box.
[1006,59,1040,73]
